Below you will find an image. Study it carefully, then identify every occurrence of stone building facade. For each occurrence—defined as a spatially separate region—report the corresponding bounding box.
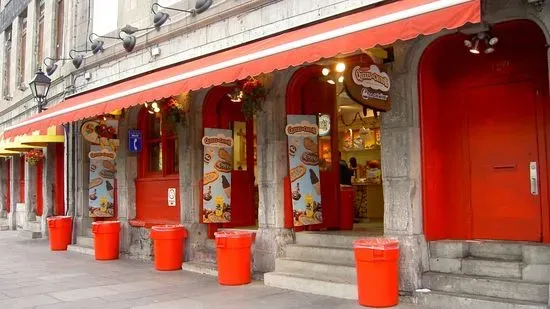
[0,1,550,308]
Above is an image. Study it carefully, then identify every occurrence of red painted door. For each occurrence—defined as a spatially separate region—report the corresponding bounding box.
[6,160,10,213]
[36,161,43,217]
[19,159,24,203]
[54,143,65,215]
[468,81,542,241]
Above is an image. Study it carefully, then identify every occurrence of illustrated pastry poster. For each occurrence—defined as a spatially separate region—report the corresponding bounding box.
[88,145,116,217]
[201,128,233,223]
[286,115,323,226]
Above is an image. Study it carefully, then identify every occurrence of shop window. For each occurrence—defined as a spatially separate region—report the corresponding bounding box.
[17,10,26,87]
[139,107,178,178]
[3,26,12,98]
[92,0,118,36]
[37,1,44,71]
[55,0,64,59]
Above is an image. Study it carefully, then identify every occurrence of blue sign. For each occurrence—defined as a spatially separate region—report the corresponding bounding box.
[128,129,142,153]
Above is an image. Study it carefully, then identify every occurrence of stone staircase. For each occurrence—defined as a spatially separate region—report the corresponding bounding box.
[19,220,42,239]
[264,232,359,299]
[67,228,94,255]
[414,240,550,309]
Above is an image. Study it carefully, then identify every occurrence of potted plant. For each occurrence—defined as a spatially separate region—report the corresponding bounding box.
[240,77,267,119]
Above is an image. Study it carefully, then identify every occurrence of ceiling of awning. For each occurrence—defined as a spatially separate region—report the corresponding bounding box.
[3,0,480,138]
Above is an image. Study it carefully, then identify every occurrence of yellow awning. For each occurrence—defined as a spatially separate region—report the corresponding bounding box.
[0,148,23,156]
[20,126,64,147]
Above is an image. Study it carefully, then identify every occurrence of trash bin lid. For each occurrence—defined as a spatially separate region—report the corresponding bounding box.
[353,237,399,250]
[47,216,72,221]
[151,224,185,232]
[214,230,254,238]
[92,220,120,225]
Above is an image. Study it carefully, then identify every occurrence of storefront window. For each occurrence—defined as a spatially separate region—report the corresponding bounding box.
[139,107,178,177]
[233,121,247,171]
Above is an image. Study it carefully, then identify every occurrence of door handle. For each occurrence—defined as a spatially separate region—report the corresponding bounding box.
[530,161,539,196]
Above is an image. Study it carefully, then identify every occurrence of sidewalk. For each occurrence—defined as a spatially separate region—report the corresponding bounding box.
[0,231,427,309]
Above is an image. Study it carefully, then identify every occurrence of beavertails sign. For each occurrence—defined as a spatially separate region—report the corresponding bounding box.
[344,55,391,111]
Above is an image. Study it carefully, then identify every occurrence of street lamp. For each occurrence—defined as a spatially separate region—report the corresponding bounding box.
[29,68,51,113]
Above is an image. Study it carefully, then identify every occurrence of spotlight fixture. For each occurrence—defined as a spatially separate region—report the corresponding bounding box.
[144,101,160,114]
[89,32,136,54]
[151,0,213,30]
[464,31,499,55]
[43,49,89,76]
[321,68,330,76]
[227,88,243,102]
[335,62,346,73]
[321,62,346,85]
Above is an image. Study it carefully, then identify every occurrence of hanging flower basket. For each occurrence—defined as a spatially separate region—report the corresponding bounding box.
[162,94,191,126]
[25,149,44,166]
[240,77,267,119]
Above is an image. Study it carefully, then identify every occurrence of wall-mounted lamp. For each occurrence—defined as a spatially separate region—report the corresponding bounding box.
[464,31,499,54]
[525,0,545,12]
[227,88,243,102]
[43,49,88,76]
[151,0,213,29]
[89,32,136,54]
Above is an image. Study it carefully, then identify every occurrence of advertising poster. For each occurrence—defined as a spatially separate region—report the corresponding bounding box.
[82,118,119,218]
[286,115,323,226]
[88,145,116,217]
[202,128,233,223]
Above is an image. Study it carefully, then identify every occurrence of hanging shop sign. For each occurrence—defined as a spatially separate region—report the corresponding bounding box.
[81,119,121,150]
[82,118,119,218]
[286,115,323,226]
[88,145,116,217]
[344,56,391,111]
[202,128,233,223]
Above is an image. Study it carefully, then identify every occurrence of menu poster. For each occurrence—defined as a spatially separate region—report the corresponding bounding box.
[286,115,323,226]
[202,129,233,223]
[88,145,116,217]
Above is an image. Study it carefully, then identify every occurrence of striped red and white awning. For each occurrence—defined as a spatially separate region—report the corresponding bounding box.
[4,0,480,137]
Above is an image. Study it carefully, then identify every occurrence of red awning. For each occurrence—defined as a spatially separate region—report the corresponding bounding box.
[4,0,480,137]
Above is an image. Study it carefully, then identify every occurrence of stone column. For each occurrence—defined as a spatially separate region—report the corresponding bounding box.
[40,144,56,237]
[74,122,91,239]
[118,109,138,254]
[8,157,20,230]
[0,160,8,218]
[253,70,296,273]
[380,41,428,293]
[179,90,216,263]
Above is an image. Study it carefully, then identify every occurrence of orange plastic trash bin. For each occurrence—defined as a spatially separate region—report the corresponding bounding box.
[214,231,254,285]
[47,216,72,251]
[151,225,187,271]
[354,238,399,307]
[92,221,120,260]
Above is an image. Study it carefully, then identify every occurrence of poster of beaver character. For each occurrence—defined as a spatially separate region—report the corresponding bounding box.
[202,128,233,223]
[88,145,116,217]
[286,115,323,226]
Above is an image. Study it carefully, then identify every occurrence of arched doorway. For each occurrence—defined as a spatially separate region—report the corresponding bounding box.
[203,86,256,229]
[419,20,550,242]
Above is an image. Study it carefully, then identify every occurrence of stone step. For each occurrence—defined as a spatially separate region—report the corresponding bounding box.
[181,261,217,276]
[27,221,42,233]
[264,271,357,300]
[285,244,355,266]
[469,241,523,261]
[76,236,94,248]
[522,244,550,264]
[422,272,548,303]
[275,258,356,283]
[0,218,9,231]
[430,257,522,279]
[295,232,361,249]
[414,290,547,309]
[67,244,94,256]
[19,229,42,239]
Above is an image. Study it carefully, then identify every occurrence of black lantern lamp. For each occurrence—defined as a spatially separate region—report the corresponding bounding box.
[29,68,51,113]
[151,0,213,29]
[89,32,136,54]
[43,49,88,76]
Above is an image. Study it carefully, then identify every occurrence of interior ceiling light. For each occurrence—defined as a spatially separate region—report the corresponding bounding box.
[327,79,336,85]
[338,76,344,83]
[227,88,243,102]
[151,0,213,30]
[43,49,89,76]
[464,31,499,55]
[321,68,330,76]
[335,62,346,73]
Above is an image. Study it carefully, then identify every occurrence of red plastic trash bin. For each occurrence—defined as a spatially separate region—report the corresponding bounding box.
[92,221,120,260]
[354,238,399,307]
[214,231,254,285]
[47,216,72,251]
[340,185,355,230]
[151,225,187,271]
